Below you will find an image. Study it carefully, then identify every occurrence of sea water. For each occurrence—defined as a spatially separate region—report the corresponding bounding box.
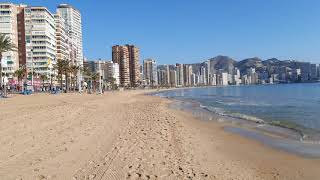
[153,83,320,157]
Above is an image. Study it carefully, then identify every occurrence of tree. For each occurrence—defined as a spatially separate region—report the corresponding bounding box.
[40,74,47,91]
[107,77,117,90]
[69,65,79,91]
[14,67,25,92]
[54,59,70,92]
[0,34,16,97]
[91,72,100,93]
[63,60,70,93]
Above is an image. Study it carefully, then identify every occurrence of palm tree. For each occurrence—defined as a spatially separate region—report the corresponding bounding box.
[40,74,47,91]
[91,72,100,93]
[14,67,25,92]
[63,60,70,93]
[54,59,70,92]
[0,34,16,97]
[69,65,79,91]
[107,77,117,90]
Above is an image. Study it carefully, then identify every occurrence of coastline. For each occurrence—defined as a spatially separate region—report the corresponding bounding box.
[0,91,319,179]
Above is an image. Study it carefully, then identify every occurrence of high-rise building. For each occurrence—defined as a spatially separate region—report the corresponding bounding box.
[54,14,69,62]
[112,45,130,86]
[310,64,317,80]
[112,45,140,87]
[205,61,210,85]
[143,58,157,86]
[0,3,20,77]
[157,69,168,86]
[221,72,229,86]
[176,63,184,86]
[233,67,241,85]
[166,65,170,85]
[169,69,177,87]
[247,67,258,84]
[106,61,120,85]
[199,66,207,85]
[57,4,83,90]
[183,64,192,86]
[57,4,83,66]
[17,5,27,67]
[24,6,56,76]
[127,45,140,87]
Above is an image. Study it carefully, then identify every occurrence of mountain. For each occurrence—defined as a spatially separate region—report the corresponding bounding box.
[236,57,263,74]
[208,55,236,74]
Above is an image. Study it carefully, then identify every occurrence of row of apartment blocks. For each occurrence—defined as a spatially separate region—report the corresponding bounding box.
[145,61,320,88]
[82,45,141,88]
[0,3,83,80]
[83,60,120,86]
[84,54,320,88]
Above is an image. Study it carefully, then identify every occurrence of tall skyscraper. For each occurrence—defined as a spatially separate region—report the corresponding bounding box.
[0,3,20,77]
[166,65,170,85]
[17,5,26,67]
[112,45,130,86]
[310,64,317,80]
[143,58,157,86]
[126,45,140,87]
[176,63,184,86]
[24,6,56,75]
[112,45,140,87]
[57,4,83,90]
[57,4,83,66]
[54,14,69,62]
[183,64,192,86]
[169,69,177,87]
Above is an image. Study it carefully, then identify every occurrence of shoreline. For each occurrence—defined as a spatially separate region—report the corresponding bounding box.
[0,91,319,179]
[167,97,320,158]
[151,86,320,157]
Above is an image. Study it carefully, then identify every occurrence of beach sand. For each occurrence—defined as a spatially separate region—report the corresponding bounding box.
[0,91,319,180]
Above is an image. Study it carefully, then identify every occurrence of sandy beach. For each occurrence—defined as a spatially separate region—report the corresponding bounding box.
[0,91,319,180]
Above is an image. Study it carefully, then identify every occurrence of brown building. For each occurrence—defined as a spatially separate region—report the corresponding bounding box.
[112,45,130,86]
[126,45,140,87]
[17,5,26,68]
[112,44,140,87]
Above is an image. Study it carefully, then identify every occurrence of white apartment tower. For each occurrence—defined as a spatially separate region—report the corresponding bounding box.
[57,4,83,67]
[106,61,120,85]
[24,6,56,76]
[0,3,19,77]
[176,63,184,86]
[143,58,157,86]
[54,14,69,62]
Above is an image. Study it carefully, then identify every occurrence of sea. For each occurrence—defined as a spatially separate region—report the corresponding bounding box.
[152,83,320,157]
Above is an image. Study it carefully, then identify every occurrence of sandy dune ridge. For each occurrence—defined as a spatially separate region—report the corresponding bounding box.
[0,91,319,180]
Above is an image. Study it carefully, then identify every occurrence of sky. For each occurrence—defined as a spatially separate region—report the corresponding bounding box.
[10,0,320,64]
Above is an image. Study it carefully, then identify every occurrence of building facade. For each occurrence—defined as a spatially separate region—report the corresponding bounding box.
[57,4,83,66]
[112,45,130,86]
[0,3,20,77]
[112,44,140,87]
[127,45,140,87]
[54,14,69,62]
[176,63,184,87]
[143,58,157,86]
[24,6,56,76]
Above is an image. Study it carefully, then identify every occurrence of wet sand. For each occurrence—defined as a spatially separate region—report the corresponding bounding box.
[0,91,319,179]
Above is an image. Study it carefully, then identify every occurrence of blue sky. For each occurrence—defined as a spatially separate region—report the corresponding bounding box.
[10,0,320,64]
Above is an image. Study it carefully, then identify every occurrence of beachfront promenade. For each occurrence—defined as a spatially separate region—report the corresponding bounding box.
[0,91,319,179]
